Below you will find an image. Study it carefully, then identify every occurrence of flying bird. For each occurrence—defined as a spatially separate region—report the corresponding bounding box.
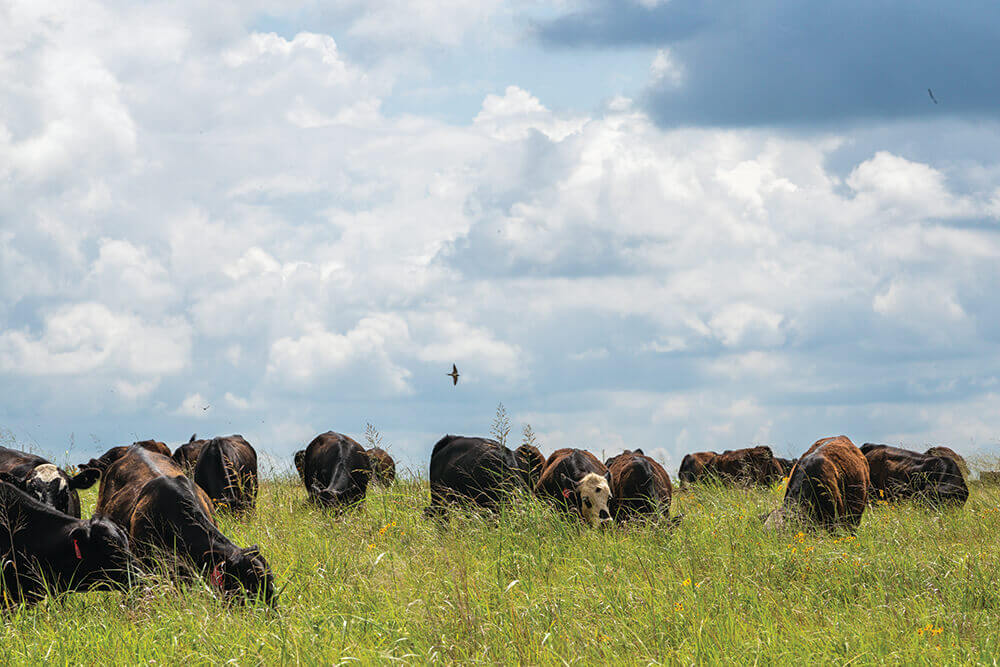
[447,363,460,386]
[928,88,938,104]
[202,405,210,411]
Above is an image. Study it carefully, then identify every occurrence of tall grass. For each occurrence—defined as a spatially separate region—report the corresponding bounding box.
[3,474,1000,663]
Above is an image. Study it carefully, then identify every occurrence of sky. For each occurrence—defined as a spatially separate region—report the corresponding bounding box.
[2,0,1000,475]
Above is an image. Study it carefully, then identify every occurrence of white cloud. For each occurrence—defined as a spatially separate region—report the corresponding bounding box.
[266,314,413,395]
[650,48,684,88]
[2,0,1000,472]
[0,303,191,376]
[175,392,211,418]
[474,86,586,141]
[224,392,251,410]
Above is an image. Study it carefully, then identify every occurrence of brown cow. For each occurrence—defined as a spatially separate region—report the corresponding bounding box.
[712,446,784,487]
[765,436,869,532]
[367,448,396,486]
[171,434,207,473]
[604,449,674,522]
[94,445,276,605]
[862,444,968,506]
[79,440,171,474]
[535,448,612,527]
[678,451,717,484]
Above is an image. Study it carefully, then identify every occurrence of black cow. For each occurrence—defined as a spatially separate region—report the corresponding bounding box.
[0,478,138,606]
[172,434,207,473]
[535,448,613,527]
[193,436,258,513]
[94,446,276,605]
[0,446,99,518]
[513,444,545,489]
[425,435,538,517]
[302,432,372,509]
[293,449,306,481]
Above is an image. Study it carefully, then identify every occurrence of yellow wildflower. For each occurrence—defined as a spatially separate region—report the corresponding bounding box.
[682,578,691,587]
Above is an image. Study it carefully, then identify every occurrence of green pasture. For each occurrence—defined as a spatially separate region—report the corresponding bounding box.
[3,475,1000,664]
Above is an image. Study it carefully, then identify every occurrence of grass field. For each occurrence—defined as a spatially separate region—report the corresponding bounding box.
[3,470,1000,664]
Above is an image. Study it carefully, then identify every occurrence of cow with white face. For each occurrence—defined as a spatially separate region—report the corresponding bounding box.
[535,449,613,527]
[0,446,100,518]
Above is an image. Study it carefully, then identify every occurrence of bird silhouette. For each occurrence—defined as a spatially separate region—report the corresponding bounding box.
[928,88,938,104]
[447,363,460,386]
[202,405,210,411]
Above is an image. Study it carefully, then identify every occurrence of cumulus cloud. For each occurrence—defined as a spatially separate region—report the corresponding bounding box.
[0,304,191,377]
[2,0,1000,472]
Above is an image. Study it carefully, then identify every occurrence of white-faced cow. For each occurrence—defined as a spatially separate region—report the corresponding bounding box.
[0,446,100,518]
[535,448,613,527]
[94,445,276,605]
[0,477,139,606]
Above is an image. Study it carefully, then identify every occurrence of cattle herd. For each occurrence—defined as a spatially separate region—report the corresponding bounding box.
[0,430,972,608]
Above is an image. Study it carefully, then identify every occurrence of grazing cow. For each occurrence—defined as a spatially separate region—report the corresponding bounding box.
[367,448,396,486]
[535,449,613,527]
[775,457,798,477]
[678,451,718,484]
[925,446,970,478]
[765,436,869,532]
[862,444,968,506]
[0,479,139,606]
[425,436,536,517]
[712,446,784,487]
[514,444,545,488]
[302,432,372,509]
[0,446,100,518]
[293,449,306,481]
[94,446,275,605]
[604,449,674,522]
[79,440,172,475]
[172,435,207,472]
[193,436,258,513]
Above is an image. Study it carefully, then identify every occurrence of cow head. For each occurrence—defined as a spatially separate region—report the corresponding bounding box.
[68,516,140,590]
[14,464,99,516]
[563,472,612,527]
[212,545,277,606]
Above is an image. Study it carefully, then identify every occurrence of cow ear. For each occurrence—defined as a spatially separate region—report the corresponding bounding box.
[633,448,644,456]
[69,468,101,490]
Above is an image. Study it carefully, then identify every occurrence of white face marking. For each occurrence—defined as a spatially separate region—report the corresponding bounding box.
[31,464,66,489]
[577,473,612,527]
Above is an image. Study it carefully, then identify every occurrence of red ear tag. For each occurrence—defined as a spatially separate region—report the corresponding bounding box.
[73,539,82,560]
[210,563,225,588]
[561,488,572,499]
